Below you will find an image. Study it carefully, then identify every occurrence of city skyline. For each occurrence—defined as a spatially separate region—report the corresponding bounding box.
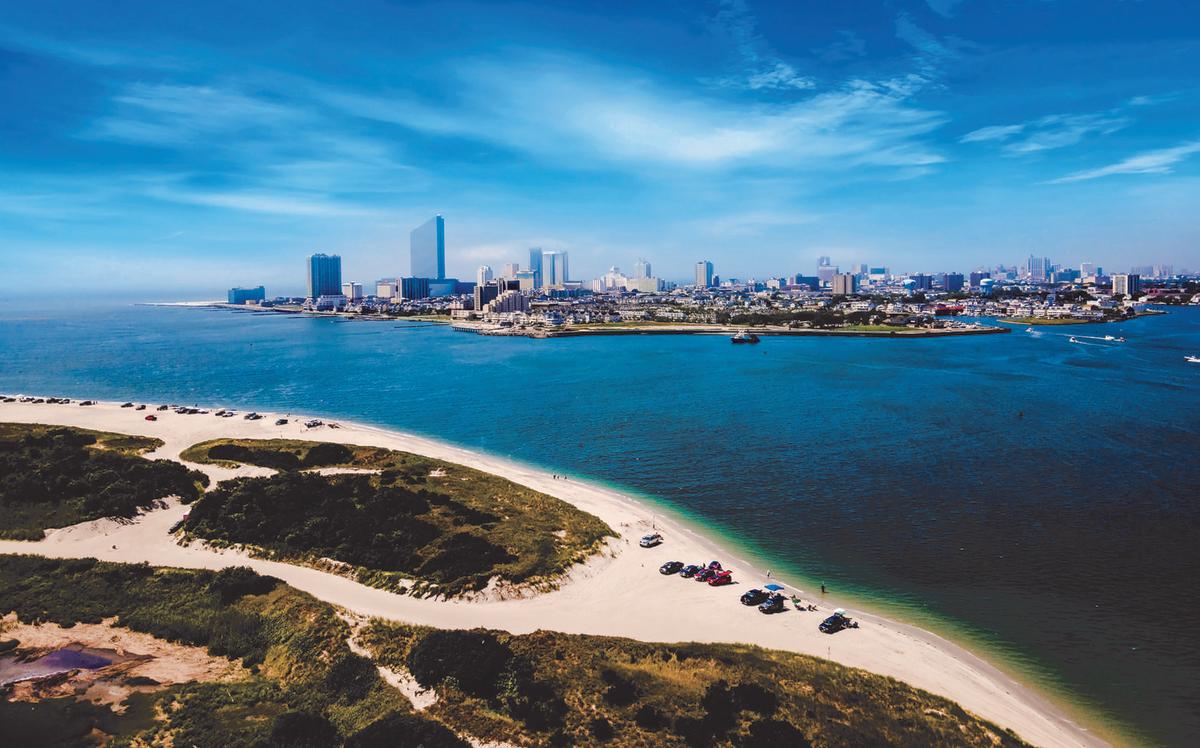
[2,1,1198,296]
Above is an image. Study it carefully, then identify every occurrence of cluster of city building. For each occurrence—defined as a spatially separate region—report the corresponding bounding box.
[224,216,1196,329]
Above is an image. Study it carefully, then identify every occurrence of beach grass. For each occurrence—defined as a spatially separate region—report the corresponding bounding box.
[359,620,1032,748]
[179,439,615,596]
[0,423,207,540]
[0,555,466,747]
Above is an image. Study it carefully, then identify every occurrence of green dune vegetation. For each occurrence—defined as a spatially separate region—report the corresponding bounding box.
[0,556,1029,748]
[358,621,1031,748]
[0,555,466,748]
[179,438,613,596]
[0,423,208,540]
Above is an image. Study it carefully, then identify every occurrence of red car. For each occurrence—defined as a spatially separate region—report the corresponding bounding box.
[708,570,733,586]
[694,568,718,583]
[145,414,157,421]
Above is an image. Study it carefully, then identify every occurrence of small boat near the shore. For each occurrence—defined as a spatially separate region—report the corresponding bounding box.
[731,330,760,344]
[1186,355,1200,363]
[1069,336,1079,344]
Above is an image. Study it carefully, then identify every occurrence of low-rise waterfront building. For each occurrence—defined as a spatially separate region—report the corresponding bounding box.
[228,286,266,304]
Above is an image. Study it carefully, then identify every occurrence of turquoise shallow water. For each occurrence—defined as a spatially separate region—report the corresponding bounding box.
[1,302,1198,746]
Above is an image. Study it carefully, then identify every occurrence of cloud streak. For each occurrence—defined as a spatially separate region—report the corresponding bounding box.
[961,112,1129,155]
[320,53,947,172]
[1049,140,1200,183]
[709,0,816,91]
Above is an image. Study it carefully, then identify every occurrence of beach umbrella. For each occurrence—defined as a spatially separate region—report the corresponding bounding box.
[764,583,784,591]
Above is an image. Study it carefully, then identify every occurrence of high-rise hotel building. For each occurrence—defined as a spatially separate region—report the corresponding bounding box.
[307,253,342,299]
[541,250,569,289]
[410,215,446,279]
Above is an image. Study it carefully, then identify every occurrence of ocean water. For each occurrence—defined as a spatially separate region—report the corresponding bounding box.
[1,301,1197,746]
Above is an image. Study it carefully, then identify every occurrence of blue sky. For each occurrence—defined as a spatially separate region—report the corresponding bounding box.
[1,0,1197,295]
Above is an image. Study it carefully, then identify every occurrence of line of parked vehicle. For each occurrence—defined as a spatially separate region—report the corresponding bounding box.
[656,556,859,632]
[3,396,325,431]
[658,560,735,586]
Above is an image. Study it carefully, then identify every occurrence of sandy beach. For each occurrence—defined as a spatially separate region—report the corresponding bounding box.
[0,398,1105,748]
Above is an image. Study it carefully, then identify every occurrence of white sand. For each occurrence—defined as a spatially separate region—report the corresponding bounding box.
[0,399,1105,747]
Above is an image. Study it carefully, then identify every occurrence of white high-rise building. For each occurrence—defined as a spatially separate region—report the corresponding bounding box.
[341,282,363,301]
[1112,274,1141,297]
[476,265,493,286]
[1080,262,1096,277]
[541,251,568,288]
[633,258,651,279]
[1026,255,1049,281]
[593,266,627,293]
[501,262,521,279]
[694,260,714,288]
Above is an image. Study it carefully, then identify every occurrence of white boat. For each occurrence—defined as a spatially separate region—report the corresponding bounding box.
[1069,336,1079,343]
[1104,335,1115,341]
[1186,355,1200,363]
[1025,327,1034,333]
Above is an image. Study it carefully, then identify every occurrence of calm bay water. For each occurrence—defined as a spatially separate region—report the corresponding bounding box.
[1,302,1197,746]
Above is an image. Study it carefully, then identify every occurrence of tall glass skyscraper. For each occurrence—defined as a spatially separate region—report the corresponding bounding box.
[307,254,342,298]
[528,247,543,288]
[410,215,445,279]
[694,260,714,288]
[541,250,568,289]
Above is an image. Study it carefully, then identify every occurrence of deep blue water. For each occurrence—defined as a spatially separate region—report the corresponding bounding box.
[1,302,1198,746]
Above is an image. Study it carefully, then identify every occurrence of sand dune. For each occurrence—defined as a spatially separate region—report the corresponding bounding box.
[0,399,1104,747]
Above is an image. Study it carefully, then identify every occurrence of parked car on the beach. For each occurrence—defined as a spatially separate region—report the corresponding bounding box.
[740,589,769,606]
[157,405,169,411]
[245,412,262,420]
[659,561,683,575]
[80,400,95,406]
[695,568,719,583]
[679,564,702,578]
[639,533,663,548]
[819,610,857,633]
[759,593,787,614]
[706,560,722,570]
[275,418,288,426]
[121,402,134,408]
[305,419,323,428]
[708,570,733,586]
[135,404,145,410]
[145,415,157,421]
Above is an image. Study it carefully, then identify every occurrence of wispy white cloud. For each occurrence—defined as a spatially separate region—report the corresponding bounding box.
[961,92,1178,156]
[925,0,966,19]
[708,0,816,91]
[744,62,816,91]
[959,124,1025,143]
[321,53,947,172]
[0,23,184,69]
[1006,113,1128,154]
[691,210,820,238]
[143,185,381,217]
[1049,140,1200,183]
[961,110,1131,154]
[78,81,424,216]
[86,83,303,144]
